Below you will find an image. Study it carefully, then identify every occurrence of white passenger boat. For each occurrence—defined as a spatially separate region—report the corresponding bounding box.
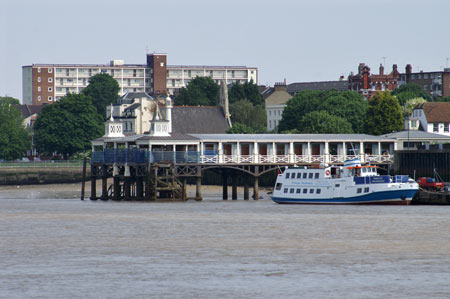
[271,158,418,205]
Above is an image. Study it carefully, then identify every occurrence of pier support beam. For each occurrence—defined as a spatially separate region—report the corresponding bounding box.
[182,178,187,201]
[196,176,202,201]
[136,177,143,200]
[232,174,237,200]
[113,176,121,200]
[101,176,108,200]
[124,178,131,200]
[244,180,249,200]
[253,176,259,200]
[222,170,228,200]
[90,177,97,200]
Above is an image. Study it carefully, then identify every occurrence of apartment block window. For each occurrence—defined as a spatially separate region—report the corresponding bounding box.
[37,67,41,73]
[38,96,41,101]
[48,87,52,92]
[48,68,53,73]
[433,123,439,132]
[48,77,53,83]
[38,77,41,82]
[48,96,53,101]
[37,86,41,92]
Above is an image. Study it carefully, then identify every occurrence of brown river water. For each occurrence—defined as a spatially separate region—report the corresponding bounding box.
[0,183,450,298]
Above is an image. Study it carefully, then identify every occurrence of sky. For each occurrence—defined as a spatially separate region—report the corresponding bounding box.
[1,0,450,101]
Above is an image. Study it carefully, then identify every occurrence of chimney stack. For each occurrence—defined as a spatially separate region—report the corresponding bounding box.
[379,64,384,75]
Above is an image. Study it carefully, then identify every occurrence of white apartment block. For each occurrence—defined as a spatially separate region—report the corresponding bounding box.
[22,55,258,105]
[166,65,258,95]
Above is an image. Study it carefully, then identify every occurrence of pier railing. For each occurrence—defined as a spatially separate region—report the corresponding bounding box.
[91,149,394,165]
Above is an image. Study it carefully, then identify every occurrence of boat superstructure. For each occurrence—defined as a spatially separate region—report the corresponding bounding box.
[271,159,418,205]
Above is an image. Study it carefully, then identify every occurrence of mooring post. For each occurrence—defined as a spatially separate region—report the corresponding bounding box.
[244,180,249,200]
[232,174,237,200]
[222,169,228,200]
[81,157,87,200]
[196,176,202,201]
[253,176,259,200]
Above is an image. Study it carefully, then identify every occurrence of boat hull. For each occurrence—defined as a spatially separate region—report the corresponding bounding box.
[271,189,417,205]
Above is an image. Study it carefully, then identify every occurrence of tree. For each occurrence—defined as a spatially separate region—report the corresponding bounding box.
[392,83,431,105]
[228,79,263,106]
[278,90,367,133]
[174,76,219,106]
[227,123,255,134]
[298,111,354,134]
[403,97,427,118]
[365,91,403,135]
[229,100,266,132]
[0,102,31,160]
[82,73,120,119]
[435,96,450,102]
[34,93,104,158]
[0,96,20,105]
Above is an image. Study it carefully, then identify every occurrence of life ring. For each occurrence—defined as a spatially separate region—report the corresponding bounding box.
[325,169,330,176]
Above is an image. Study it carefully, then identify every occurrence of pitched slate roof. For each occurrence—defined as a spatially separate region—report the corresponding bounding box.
[14,104,44,118]
[416,102,450,123]
[287,81,348,94]
[190,133,393,142]
[381,130,450,139]
[172,106,230,134]
[118,92,153,104]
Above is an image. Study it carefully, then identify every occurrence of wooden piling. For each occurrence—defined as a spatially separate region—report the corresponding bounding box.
[113,176,121,200]
[232,174,237,200]
[81,157,87,200]
[253,176,259,200]
[196,176,202,201]
[222,170,228,200]
[244,181,249,200]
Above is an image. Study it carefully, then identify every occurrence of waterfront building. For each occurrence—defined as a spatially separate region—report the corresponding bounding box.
[264,83,292,131]
[400,64,450,98]
[348,63,400,99]
[380,130,450,150]
[22,54,257,104]
[407,102,450,137]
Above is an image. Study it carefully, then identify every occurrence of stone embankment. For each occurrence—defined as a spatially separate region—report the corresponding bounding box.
[0,165,88,185]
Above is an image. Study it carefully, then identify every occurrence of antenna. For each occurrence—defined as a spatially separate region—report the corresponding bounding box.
[382,56,387,66]
[145,45,149,54]
[446,57,449,68]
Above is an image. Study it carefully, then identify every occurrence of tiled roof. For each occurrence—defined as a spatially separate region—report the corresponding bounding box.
[287,81,348,94]
[138,132,199,141]
[118,92,153,104]
[190,133,393,142]
[417,102,450,123]
[172,106,230,134]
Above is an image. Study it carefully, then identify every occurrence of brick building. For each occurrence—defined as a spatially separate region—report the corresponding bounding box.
[348,63,400,99]
[400,64,450,98]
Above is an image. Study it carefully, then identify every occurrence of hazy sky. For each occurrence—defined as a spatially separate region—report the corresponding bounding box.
[2,0,450,101]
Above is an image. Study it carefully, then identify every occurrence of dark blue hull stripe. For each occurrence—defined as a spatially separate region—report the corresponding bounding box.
[272,189,418,204]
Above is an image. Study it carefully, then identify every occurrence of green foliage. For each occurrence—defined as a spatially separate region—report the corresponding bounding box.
[229,79,263,106]
[82,73,120,119]
[278,90,367,133]
[435,96,450,102]
[229,100,266,132]
[365,91,403,135]
[298,111,354,134]
[0,102,31,160]
[403,97,427,118]
[227,123,255,134]
[392,83,431,105]
[0,96,20,105]
[174,77,220,106]
[34,93,104,157]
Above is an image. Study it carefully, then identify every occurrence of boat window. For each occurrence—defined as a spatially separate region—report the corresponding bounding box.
[296,188,301,193]
[284,188,288,193]
[357,188,362,194]
[362,168,367,173]
[309,189,314,194]
[308,173,313,179]
[303,173,307,179]
[335,184,340,187]
[303,189,308,194]
[315,173,319,179]
[275,183,282,190]
[364,187,369,193]
[285,172,290,179]
[290,188,295,193]
[316,189,321,194]
[297,173,302,179]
